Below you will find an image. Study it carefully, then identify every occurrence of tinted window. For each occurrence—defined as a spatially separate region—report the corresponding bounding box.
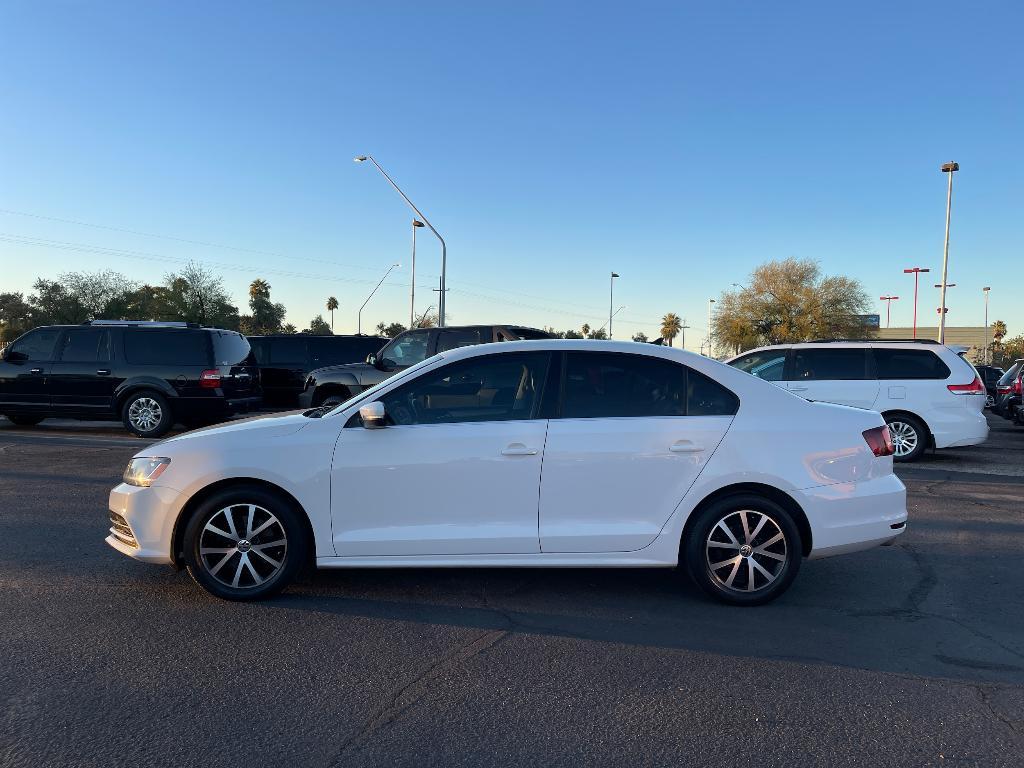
[268,337,307,363]
[123,330,209,365]
[380,352,550,425]
[437,328,485,352]
[248,338,270,365]
[380,330,430,369]
[6,328,61,361]
[792,348,870,381]
[309,336,385,366]
[212,331,252,366]
[997,363,1022,386]
[562,352,738,418]
[59,328,111,362]
[873,349,951,380]
[730,350,788,382]
[507,327,552,340]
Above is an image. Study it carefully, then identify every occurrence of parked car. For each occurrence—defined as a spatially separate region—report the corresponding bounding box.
[247,334,386,405]
[106,339,906,605]
[975,364,1005,408]
[298,324,554,409]
[726,339,988,462]
[0,321,260,438]
[993,360,1023,419]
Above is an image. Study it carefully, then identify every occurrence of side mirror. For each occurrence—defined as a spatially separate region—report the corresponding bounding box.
[359,401,387,429]
[366,353,379,367]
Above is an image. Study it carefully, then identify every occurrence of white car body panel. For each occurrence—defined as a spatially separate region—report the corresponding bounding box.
[106,340,907,578]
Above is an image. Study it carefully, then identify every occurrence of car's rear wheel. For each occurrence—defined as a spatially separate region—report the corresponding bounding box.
[182,485,307,601]
[4,414,45,426]
[122,390,173,438]
[884,413,927,462]
[684,494,802,606]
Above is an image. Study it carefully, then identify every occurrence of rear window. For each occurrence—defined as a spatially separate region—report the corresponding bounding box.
[212,331,252,366]
[124,330,209,366]
[873,349,951,380]
[997,362,1022,386]
[268,337,308,363]
[507,327,552,340]
[309,336,384,366]
[437,328,485,352]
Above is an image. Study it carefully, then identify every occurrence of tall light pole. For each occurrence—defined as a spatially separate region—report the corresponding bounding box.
[903,267,930,338]
[358,263,400,335]
[354,155,448,327]
[983,286,991,364]
[934,282,955,338]
[410,220,424,329]
[705,298,716,356]
[879,295,900,328]
[938,161,959,343]
[609,272,619,339]
[680,318,691,351]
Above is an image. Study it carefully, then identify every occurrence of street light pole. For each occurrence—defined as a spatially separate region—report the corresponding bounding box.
[358,263,400,335]
[355,155,448,327]
[410,220,424,330]
[903,267,930,338]
[706,298,716,356]
[879,295,900,328]
[983,286,991,364]
[938,161,959,343]
[934,282,956,337]
[596,306,627,335]
[609,272,619,339]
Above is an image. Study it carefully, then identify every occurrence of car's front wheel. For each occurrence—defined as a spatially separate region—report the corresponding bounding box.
[884,412,927,462]
[4,414,45,426]
[182,485,308,601]
[684,494,802,606]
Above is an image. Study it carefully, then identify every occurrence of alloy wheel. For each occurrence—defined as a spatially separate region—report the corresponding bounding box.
[887,420,918,458]
[705,510,787,593]
[128,397,163,433]
[199,504,288,589]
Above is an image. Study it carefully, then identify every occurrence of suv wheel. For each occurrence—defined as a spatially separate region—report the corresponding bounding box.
[182,485,308,601]
[884,413,927,462]
[4,414,45,427]
[122,390,173,438]
[684,494,802,606]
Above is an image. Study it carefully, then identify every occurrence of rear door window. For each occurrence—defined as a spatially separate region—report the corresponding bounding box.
[873,349,951,380]
[58,328,111,362]
[123,330,209,365]
[792,348,871,381]
[436,328,485,352]
[309,337,385,366]
[268,337,308,364]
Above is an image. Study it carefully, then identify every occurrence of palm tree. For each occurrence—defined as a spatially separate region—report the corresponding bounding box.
[249,279,271,301]
[661,313,682,347]
[326,296,339,331]
[581,323,591,339]
[992,319,1007,344]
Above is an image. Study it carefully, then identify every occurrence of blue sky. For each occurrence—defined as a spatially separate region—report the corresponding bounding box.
[1,1,1021,347]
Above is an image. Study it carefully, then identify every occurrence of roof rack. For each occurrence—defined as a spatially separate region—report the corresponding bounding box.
[806,338,941,344]
[85,320,199,328]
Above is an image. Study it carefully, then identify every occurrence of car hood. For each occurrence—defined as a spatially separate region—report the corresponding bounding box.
[152,411,310,450]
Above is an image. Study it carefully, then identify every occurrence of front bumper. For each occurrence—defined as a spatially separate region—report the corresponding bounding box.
[106,483,183,564]
[800,473,908,559]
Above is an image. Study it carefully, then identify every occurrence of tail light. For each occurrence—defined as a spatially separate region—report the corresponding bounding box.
[1014,377,1023,396]
[863,425,894,457]
[199,369,222,389]
[947,375,985,395]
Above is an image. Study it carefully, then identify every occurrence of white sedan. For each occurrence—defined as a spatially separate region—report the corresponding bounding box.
[107,340,907,605]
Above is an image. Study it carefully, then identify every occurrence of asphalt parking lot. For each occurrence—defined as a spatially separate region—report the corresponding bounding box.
[1,413,1022,767]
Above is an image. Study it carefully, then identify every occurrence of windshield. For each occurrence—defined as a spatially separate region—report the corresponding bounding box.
[379,330,430,368]
[997,362,1022,386]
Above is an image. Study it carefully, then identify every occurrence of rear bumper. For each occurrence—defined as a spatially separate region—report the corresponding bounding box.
[226,395,263,414]
[799,473,908,559]
[932,406,989,448]
[106,482,183,564]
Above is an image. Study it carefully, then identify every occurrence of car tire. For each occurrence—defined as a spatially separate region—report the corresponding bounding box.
[684,494,802,606]
[182,485,308,601]
[884,412,928,463]
[121,390,174,438]
[320,394,348,409]
[4,414,45,426]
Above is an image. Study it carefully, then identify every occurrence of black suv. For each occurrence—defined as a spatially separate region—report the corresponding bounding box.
[248,334,386,405]
[0,321,261,437]
[299,324,553,408]
[975,364,1005,408]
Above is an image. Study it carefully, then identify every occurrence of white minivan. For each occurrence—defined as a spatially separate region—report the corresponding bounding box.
[727,340,988,461]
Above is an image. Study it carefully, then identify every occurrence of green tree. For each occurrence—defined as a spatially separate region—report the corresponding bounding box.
[660,313,682,346]
[713,258,873,353]
[992,320,1007,344]
[240,278,286,335]
[0,292,36,342]
[588,327,608,340]
[29,279,88,325]
[632,331,648,343]
[281,323,298,334]
[581,323,591,338]
[995,334,1023,367]
[306,314,332,335]
[326,296,339,331]
[413,309,438,329]
[162,263,239,328]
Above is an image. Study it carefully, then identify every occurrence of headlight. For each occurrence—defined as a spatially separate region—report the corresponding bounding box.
[123,457,171,487]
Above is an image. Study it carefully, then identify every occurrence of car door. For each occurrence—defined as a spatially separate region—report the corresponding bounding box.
[0,327,61,412]
[330,351,552,556]
[787,346,879,408]
[49,327,119,414]
[538,351,738,553]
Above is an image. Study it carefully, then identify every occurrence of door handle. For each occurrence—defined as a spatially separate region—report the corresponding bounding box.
[96,369,111,376]
[30,368,43,375]
[670,440,704,453]
[501,443,538,456]
[789,385,809,392]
